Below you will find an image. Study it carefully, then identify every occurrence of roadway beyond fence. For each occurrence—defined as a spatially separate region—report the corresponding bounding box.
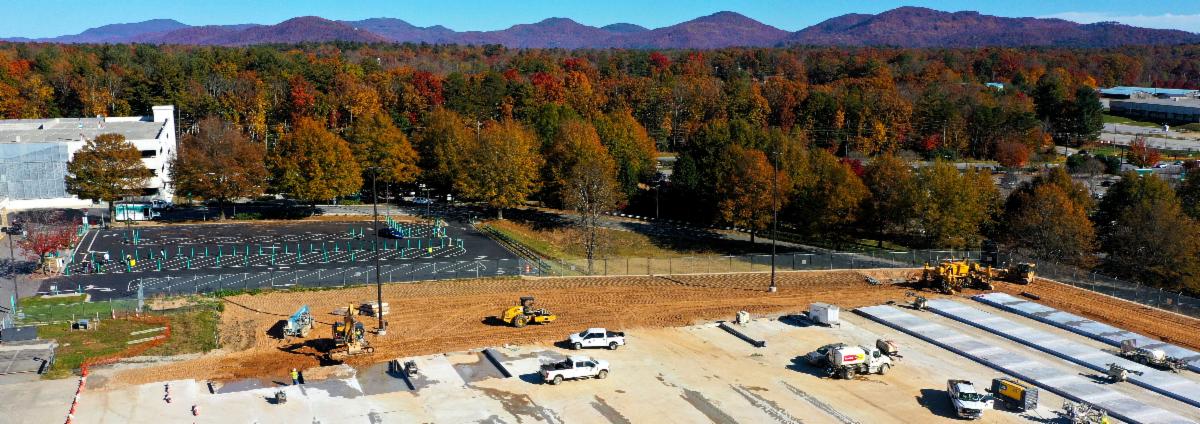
[19,249,1200,322]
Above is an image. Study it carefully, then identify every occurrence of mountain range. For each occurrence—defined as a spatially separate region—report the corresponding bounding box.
[4,7,1198,48]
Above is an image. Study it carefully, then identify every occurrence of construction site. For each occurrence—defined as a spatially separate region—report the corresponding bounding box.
[3,259,1200,424]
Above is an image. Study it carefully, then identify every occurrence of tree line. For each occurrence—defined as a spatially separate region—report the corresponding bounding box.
[9,41,1194,291]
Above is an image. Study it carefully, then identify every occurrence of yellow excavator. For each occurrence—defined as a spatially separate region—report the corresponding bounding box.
[326,305,375,361]
[500,296,557,328]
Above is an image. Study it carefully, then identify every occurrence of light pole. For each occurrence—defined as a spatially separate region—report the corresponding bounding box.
[368,167,386,335]
[2,225,21,310]
[769,148,779,293]
[418,183,431,216]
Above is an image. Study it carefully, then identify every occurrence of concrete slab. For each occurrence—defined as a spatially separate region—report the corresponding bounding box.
[975,292,1200,373]
[926,298,1200,410]
[857,304,1196,424]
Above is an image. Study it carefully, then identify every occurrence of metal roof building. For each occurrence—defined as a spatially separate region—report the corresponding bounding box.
[1099,86,1200,99]
[0,106,177,210]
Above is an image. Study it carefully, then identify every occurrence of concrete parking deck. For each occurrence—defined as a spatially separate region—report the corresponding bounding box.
[925,298,1200,409]
[976,292,1200,373]
[858,304,1195,424]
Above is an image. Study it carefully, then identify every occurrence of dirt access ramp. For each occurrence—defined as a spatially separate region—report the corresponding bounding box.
[111,269,921,385]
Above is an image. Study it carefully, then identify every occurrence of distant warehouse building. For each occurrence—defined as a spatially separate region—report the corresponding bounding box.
[1099,86,1200,99]
[1109,98,1200,125]
[0,105,177,210]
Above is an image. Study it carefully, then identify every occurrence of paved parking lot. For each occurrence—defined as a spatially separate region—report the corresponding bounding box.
[39,219,520,300]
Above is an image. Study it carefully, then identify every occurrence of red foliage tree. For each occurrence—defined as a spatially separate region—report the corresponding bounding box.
[16,225,74,273]
[994,141,1031,168]
[1126,137,1161,168]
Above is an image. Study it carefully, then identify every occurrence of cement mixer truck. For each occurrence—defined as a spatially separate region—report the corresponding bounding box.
[825,344,894,379]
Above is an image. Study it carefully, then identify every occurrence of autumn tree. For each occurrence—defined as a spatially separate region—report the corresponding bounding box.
[862,153,919,238]
[1177,173,1200,220]
[562,140,623,274]
[593,109,658,198]
[415,108,471,192]
[14,210,74,274]
[170,116,268,219]
[994,141,1030,169]
[543,119,605,208]
[1003,184,1096,265]
[65,133,153,217]
[347,112,420,186]
[716,146,789,243]
[455,120,542,219]
[270,117,362,204]
[1126,137,1161,168]
[1098,172,1200,291]
[914,162,1000,248]
[788,148,867,240]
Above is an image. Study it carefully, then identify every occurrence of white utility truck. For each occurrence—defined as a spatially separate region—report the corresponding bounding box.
[540,356,610,385]
[568,328,626,350]
[826,344,892,379]
[948,379,990,419]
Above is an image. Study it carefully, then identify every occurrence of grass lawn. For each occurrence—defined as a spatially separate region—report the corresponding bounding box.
[18,295,88,308]
[19,298,140,324]
[143,305,221,356]
[38,319,159,379]
[30,299,221,379]
[487,219,736,260]
[1103,113,1159,128]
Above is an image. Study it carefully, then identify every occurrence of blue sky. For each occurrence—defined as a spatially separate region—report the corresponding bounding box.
[4,0,1200,38]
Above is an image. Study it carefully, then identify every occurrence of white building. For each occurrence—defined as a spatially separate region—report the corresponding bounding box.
[0,105,177,210]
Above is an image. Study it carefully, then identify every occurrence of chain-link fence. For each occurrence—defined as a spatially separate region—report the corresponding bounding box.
[1029,260,1200,318]
[23,248,1200,322]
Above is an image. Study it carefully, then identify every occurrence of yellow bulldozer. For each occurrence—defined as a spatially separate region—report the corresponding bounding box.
[326,305,375,361]
[501,296,557,328]
[998,262,1036,285]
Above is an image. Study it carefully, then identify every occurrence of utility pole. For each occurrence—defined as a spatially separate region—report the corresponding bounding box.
[3,225,20,310]
[369,167,386,335]
[769,148,779,293]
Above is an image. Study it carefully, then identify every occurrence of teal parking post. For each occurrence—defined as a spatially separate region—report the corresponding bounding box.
[218,246,223,258]
[245,244,250,256]
[270,253,275,265]
[186,258,192,269]
[406,239,411,248]
[350,251,356,262]
[204,247,209,257]
[297,250,302,263]
[157,258,162,271]
[323,251,329,263]
[190,247,194,258]
[244,255,249,266]
[284,244,289,254]
[216,256,221,267]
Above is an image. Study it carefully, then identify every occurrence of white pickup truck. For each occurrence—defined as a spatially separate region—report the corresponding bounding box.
[568,328,626,350]
[947,379,990,420]
[540,356,610,385]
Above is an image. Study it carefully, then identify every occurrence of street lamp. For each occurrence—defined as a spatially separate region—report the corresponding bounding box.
[769,148,780,293]
[367,167,386,335]
[2,225,22,310]
[418,183,432,216]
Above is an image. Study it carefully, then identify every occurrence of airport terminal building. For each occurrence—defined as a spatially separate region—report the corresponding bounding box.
[0,105,177,210]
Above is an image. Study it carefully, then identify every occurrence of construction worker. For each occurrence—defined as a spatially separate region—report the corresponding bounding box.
[290,368,299,385]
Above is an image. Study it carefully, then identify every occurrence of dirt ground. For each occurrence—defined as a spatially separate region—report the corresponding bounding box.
[994,278,1200,351]
[108,269,1200,387]
[111,269,922,385]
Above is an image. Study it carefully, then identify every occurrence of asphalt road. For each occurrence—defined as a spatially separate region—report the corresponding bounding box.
[38,217,521,301]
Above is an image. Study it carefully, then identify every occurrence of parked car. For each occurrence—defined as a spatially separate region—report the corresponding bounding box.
[377,228,405,239]
[411,197,433,205]
[567,328,626,350]
[151,199,175,210]
[540,356,610,385]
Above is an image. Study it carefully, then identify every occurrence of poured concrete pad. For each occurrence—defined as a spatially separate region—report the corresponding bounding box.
[926,298,1200,409]
[857,304,1195,424]
[0,340,55,375]
[975,292,1200,373]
